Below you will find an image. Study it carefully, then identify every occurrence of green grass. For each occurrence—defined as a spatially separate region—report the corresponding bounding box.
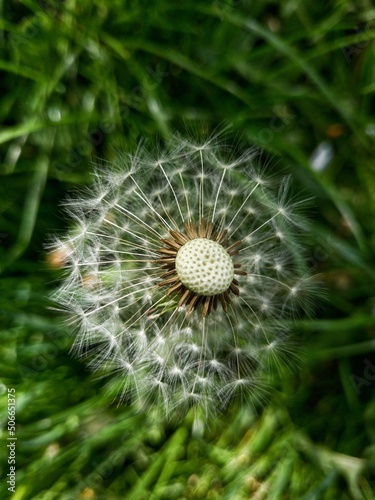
[1,0,374,498]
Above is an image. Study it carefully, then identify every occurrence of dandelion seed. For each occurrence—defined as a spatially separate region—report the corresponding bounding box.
[52,132,317,419]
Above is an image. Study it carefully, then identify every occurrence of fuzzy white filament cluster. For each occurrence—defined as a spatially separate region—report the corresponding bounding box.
[52,132,316,419]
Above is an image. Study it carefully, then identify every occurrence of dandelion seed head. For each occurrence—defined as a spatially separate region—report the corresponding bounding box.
[52,131,318,420]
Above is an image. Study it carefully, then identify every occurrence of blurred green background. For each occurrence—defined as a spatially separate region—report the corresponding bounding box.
[0,1,375,498]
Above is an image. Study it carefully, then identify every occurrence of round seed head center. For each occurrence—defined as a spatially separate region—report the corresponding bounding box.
[175,238,234,296]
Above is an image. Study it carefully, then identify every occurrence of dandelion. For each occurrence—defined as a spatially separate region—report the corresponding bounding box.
[52,132,316,419]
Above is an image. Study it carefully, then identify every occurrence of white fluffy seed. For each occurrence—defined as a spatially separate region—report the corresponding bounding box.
[175,238,234,296]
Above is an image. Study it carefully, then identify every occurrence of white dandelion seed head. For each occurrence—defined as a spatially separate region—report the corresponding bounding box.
[52,131,318,420]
